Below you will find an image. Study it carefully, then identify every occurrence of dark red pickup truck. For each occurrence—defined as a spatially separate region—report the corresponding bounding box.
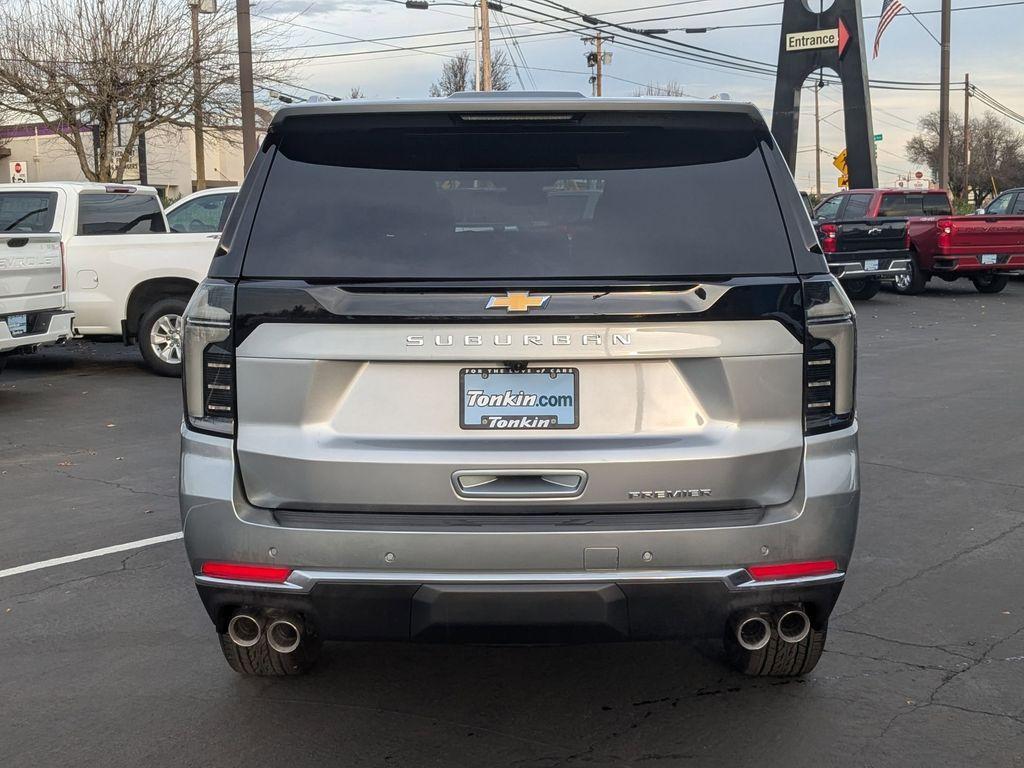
[814,188,1024,294]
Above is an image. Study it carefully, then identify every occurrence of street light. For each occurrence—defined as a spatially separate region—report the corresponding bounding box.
[187,0,217,191]
[405,0,502,91]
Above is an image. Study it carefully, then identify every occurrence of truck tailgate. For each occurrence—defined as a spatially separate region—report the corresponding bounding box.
[834,218,907,253]
[0,233,64,316]
[944,215,1024,254]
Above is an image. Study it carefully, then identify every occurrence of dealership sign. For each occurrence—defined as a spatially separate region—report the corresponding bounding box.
[785,19,851,56]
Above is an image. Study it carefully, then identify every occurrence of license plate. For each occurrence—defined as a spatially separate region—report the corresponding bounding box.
[6,314,27,336]
[981,254,998,265]
[864,259,880,271]
[460,367,579,430]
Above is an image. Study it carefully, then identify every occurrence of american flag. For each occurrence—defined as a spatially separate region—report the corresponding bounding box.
[873,0,906,58]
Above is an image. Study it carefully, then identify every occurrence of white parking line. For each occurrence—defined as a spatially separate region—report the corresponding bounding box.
[0,532,184,580]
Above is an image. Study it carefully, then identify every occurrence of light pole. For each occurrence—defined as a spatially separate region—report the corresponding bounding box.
[188,0,216,191]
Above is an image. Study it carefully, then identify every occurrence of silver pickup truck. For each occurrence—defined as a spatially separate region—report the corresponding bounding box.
[0,189,75,372]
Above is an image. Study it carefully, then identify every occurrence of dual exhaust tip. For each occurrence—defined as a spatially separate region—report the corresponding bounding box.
[227,611,303,654]
[735,608,810,651]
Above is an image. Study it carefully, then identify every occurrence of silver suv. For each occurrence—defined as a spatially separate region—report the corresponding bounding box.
[180,94,859,677]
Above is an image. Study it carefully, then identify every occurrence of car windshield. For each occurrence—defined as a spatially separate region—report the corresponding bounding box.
[242,112,796,279]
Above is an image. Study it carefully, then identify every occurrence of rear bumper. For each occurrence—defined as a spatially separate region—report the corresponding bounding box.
[180,423,859,640]
[931,253,1024,272]
[0,310,74,354]
[828,255,910,281]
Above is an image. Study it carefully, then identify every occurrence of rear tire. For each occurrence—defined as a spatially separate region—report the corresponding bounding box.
[137,297,187,377]
[971,273,1009,294]
[842,279,881,301]
[218,632,321,676]
[724,621,828,677]
[892,254,928,295]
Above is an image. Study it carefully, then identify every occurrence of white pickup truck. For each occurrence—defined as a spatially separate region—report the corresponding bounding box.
[0,189,75,372]
[0,182,220,375]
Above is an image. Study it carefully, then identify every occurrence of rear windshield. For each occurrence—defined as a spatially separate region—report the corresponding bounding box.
[878,192,951,217]
[77,193,166,235]
[0,192,57,233]
[242,112,795,279]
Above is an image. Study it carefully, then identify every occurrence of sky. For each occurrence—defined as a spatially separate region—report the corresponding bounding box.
[251,0,1024,193]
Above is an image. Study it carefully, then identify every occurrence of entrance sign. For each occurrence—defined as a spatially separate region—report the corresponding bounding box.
[772,0,877,189]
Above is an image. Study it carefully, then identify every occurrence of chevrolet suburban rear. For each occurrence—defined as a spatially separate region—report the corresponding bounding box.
[180,94,860,678]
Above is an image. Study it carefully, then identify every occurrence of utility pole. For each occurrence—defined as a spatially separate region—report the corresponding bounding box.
[235,0,258,165]
[473,2,481,90]
[814,77,823,197]
[963,73,971,205]
[188,0,210,191]
[938,0,951,189]
[479,0,492,91]
[583,33,612,97]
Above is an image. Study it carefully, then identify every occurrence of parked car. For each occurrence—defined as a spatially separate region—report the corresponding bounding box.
[814,217,910,300]
[166,187,239,234]
[181,94,860,678]
[975,187,1024,217]
[0,189,75,372]
[815,188,1024,294]
[0,182,219,375]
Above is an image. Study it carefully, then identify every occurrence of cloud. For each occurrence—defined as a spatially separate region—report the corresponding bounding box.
[253,0,377,17]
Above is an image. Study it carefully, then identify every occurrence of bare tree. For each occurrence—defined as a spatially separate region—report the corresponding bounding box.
[906,110,1024,206]
[0,0,290,182]
[348,87,366,100]
[429,50,512,97]
[632,81,691,97]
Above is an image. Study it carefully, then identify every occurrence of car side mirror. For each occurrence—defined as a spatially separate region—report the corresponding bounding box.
[975,208,986,215]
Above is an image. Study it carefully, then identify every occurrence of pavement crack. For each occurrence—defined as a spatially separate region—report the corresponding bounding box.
[861,459,1024,491]
[830,628,975,662]
[835,517,1024,621]
[54,468,176,499]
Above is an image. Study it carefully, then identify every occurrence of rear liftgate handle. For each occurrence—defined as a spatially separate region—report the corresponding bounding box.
[452,469,587,499]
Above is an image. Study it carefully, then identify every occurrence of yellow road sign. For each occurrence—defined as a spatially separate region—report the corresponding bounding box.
[833,149,848,174]
[838,174,849,188]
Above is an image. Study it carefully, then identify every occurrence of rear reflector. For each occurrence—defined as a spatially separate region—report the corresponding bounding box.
[747,560,838,581]
[200,562,292,583]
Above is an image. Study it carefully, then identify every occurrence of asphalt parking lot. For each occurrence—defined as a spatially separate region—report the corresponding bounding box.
[2,281,1023,767]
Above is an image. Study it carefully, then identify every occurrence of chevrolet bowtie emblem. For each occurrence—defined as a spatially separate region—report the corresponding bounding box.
[485,292,551,313]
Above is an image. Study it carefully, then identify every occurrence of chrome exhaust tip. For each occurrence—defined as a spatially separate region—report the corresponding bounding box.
[735,615,772,651]
[266,616,302,654]
[227,612,263,648]
[777,609,811,644]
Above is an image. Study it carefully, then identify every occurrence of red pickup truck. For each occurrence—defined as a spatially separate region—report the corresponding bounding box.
[814,188,1024,294]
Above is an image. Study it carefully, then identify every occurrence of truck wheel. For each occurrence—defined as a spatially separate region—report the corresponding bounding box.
[723,621,828,677]
[971,273,1009,294]
[218,632,321,676]
[138,297,187,377]
[892,254,928,295]
[842,279,880,301]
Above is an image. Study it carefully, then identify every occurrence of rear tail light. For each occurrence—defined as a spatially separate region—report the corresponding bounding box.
[819,222,838,254]
[201,562,292,583]
[748,559,839,581]
[804,277,856,435]
[183,279,235,436]
[59,241,67,292]
[936,218,955,249]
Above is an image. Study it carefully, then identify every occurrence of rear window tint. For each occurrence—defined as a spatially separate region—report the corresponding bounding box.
[77,193,166,235]
[0,192,57,233]
[242,113,795,279]
[878,192,951,217]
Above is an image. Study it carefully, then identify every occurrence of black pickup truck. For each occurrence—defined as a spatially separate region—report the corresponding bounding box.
[815,218,911,300]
